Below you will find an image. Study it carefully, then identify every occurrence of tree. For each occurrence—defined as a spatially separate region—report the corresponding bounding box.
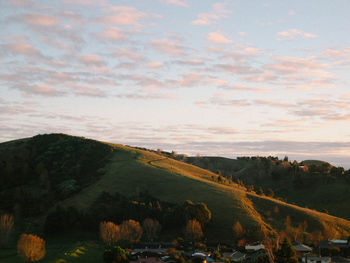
[17,234,46,262]
[257,187,264,195]
[233,221,245,240]
[185,219,203,241]
[142,218,161,241]
[183,201,211,227]
[120,219,142,244]
[275,238,298,263]
[266,188,274,198]
[0,214,14,247]
[233,221,246,247]
[103,246,129,263]
[100,221,120,247]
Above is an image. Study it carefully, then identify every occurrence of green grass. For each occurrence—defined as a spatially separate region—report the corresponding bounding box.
[59,142,350,242]
[0,240,103,263]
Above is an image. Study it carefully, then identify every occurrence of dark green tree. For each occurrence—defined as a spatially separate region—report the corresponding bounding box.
[257,187,264,195]
[103,246,129,263]
[275,238,298,263]
[266,188,274,197]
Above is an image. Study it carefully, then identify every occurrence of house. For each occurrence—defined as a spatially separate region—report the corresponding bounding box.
[245,243,265,252]
[301,256,331,263]
[222,251,246,262]
[293,242,313,257]
[319,240,350,256]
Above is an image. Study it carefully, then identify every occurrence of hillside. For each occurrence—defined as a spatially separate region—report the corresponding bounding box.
[1,134,350,242]
[185,156,350,220]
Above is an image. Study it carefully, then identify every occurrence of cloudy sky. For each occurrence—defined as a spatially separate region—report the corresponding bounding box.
[1,0,350,167]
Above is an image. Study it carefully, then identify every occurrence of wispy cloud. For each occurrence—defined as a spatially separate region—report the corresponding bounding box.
[158,0,189,7]
[277,29,317,41]
[206,32,233,44]
[191,2,230,25]
[150,38,185,55]
[97,6,148,26]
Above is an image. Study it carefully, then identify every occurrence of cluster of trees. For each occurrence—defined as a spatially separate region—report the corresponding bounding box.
[1,213,46,262]
[100,219,144,246]
[99,218,206,247]
[44,192,211,239]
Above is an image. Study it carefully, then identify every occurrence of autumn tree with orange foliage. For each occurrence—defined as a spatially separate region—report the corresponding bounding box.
[17,234,46,262]
[142,218,161,241]
[185,219,203,241]
[0,214,14,247]
[120,219,142,244]
[100,221,121,247]
[233,221,246,247]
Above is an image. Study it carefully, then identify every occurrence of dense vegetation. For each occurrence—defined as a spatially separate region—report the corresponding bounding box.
[0,134,113,219]
[44,191,211,238]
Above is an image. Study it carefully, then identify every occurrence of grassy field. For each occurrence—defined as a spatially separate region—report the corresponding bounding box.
[59,142,350,242]
[0,239,103,263]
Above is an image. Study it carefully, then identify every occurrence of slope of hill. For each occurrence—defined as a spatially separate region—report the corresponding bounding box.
[1,134,350,242]
[184,156,350,220]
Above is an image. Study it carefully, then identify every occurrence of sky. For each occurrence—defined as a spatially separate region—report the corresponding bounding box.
[1,0,350,168]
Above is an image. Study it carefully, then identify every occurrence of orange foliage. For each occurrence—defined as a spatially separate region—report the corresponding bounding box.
[185,219,203,241]
[233,221,245,239]
[100,221,120,246]
[17,234,45,262]
[0,214,14,246]
[120,219,143,243]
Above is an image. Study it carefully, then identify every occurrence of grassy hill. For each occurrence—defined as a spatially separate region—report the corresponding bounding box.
[185,155,350,220]
[1,134,350,243]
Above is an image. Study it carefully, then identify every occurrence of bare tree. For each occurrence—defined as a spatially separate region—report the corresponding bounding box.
[0,214,14,246]
[100,221,120,246]
[185,219,203,241]
[142,218,161,241]
[120,219,143,244]
[17,234,46,262]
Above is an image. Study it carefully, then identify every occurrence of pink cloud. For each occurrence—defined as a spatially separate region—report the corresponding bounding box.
[111,48,144,61]
[4,40,41,56]
[22,14,59,27]
[60,0,108,6]
[159,0,188,7]
[219,85,271,93]
[277,29,317,40]
[191,2,230,26]
[8,0,33,7]
[150,38,185,55]
[73,85,107,97]
[79,54,106,66]
[206,32,233,44]
[98,6,147,26]
[148,62,163,68]
[97,27,128,41]
[171,73,204,87]
[13,84,66,97]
